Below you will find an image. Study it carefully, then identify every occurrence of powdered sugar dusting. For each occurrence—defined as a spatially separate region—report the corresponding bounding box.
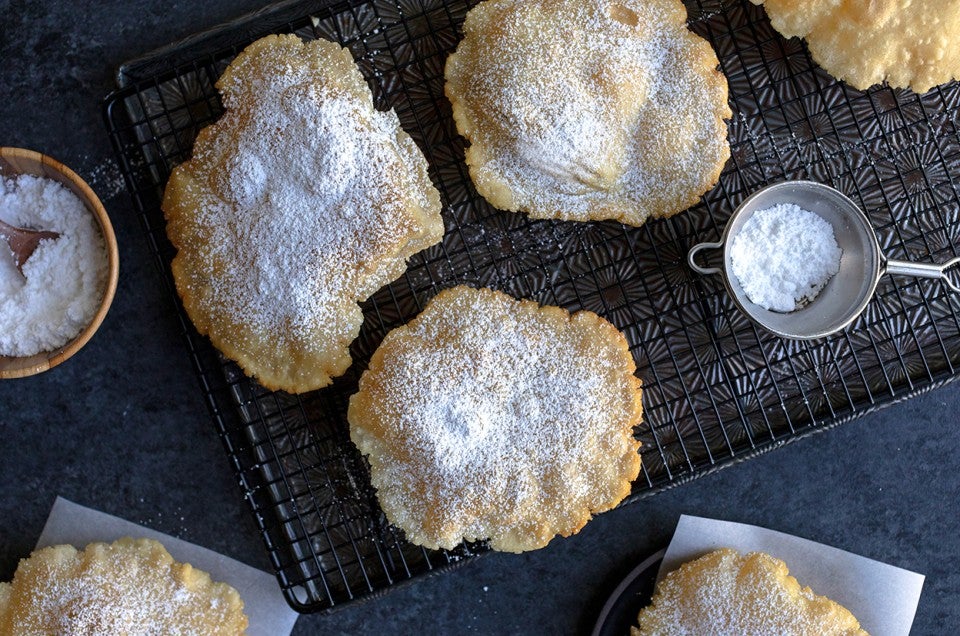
[0,539,246,635]
[191,78,417,345]
[446,0,730,224]
[635,549,866,634]
[165,36,442,390]
[84,156,127,201]
[349,287,642,552]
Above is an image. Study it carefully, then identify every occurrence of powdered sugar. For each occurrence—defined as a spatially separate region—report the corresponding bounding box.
[446,0,730,224]
[0,175,107,356]
[636,549,866,634]
[195,87,403,346]
[730,203,842,312]
[0,539,246,635]
[405,323,604,479]
[349,287,642,551]
[171,36,441,365]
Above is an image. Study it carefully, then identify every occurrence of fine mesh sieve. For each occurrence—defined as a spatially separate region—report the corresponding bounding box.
[688,181,960,340]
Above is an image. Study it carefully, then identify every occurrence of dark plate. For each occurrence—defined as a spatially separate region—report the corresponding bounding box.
[591,549,666,636]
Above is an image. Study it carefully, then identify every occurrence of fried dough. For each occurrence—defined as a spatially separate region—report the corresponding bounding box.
[348,286,643,552]
[0,538,247,635]
[752,0,960,91]
[445,0,731,225]
[163,35,443,393]
[634,548,868,635]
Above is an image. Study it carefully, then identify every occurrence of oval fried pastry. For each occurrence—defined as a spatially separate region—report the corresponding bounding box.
[0,538,247,635]
[444,0,731,225]
[163,35,443,393]
[634,548,868,635]
[348,286,643,552]
[751,0,960,92]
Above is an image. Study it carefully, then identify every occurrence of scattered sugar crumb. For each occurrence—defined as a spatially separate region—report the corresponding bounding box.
[83,156,127,201]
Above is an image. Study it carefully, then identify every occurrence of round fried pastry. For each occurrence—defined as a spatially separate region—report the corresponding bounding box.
[348,286,643,552]
[0,538,247,635]
[444,0,731,226]
[163,35,443,393]
[633,548,867,635]
[751,0,960,92]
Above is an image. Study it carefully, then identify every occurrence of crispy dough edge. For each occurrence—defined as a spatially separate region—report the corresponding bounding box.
[750,0,960,92]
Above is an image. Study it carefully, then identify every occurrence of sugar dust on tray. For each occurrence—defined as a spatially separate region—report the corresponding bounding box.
[729,203,842,312]
[0,174,108,356]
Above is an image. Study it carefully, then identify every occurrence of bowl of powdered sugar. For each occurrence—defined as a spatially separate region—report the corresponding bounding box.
[689,180,960,339]
[0,147,118,378]
[688,181,881,340]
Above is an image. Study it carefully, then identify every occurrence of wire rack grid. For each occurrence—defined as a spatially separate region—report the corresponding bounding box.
[103,0,960,613]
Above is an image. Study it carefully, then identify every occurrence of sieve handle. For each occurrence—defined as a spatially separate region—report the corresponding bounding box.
[884,256,960,294]
[688,241,724,276]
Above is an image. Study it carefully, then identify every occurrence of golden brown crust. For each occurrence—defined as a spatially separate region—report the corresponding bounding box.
[635,548,868,635]
[445,0,731,226]
[348,286,642,552]
[751,0,960,92]
[163,35,443,393]
[0,538,247,635]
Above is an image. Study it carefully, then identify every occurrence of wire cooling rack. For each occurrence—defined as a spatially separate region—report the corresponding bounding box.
[104,0,960,613]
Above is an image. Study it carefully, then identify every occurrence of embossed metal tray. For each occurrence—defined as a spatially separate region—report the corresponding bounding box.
[103,0,960,613]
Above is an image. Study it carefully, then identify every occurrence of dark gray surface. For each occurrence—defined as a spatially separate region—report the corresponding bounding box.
[0,1,957,634]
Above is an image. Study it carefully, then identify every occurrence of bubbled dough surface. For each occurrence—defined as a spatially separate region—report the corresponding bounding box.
[752,0,960,92]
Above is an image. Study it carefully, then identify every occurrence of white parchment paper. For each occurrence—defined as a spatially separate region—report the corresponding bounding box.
[657,515,925,636]
[35,497,299,636]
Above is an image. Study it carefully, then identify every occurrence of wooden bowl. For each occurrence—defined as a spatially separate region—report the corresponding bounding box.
[0,147,119,379]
